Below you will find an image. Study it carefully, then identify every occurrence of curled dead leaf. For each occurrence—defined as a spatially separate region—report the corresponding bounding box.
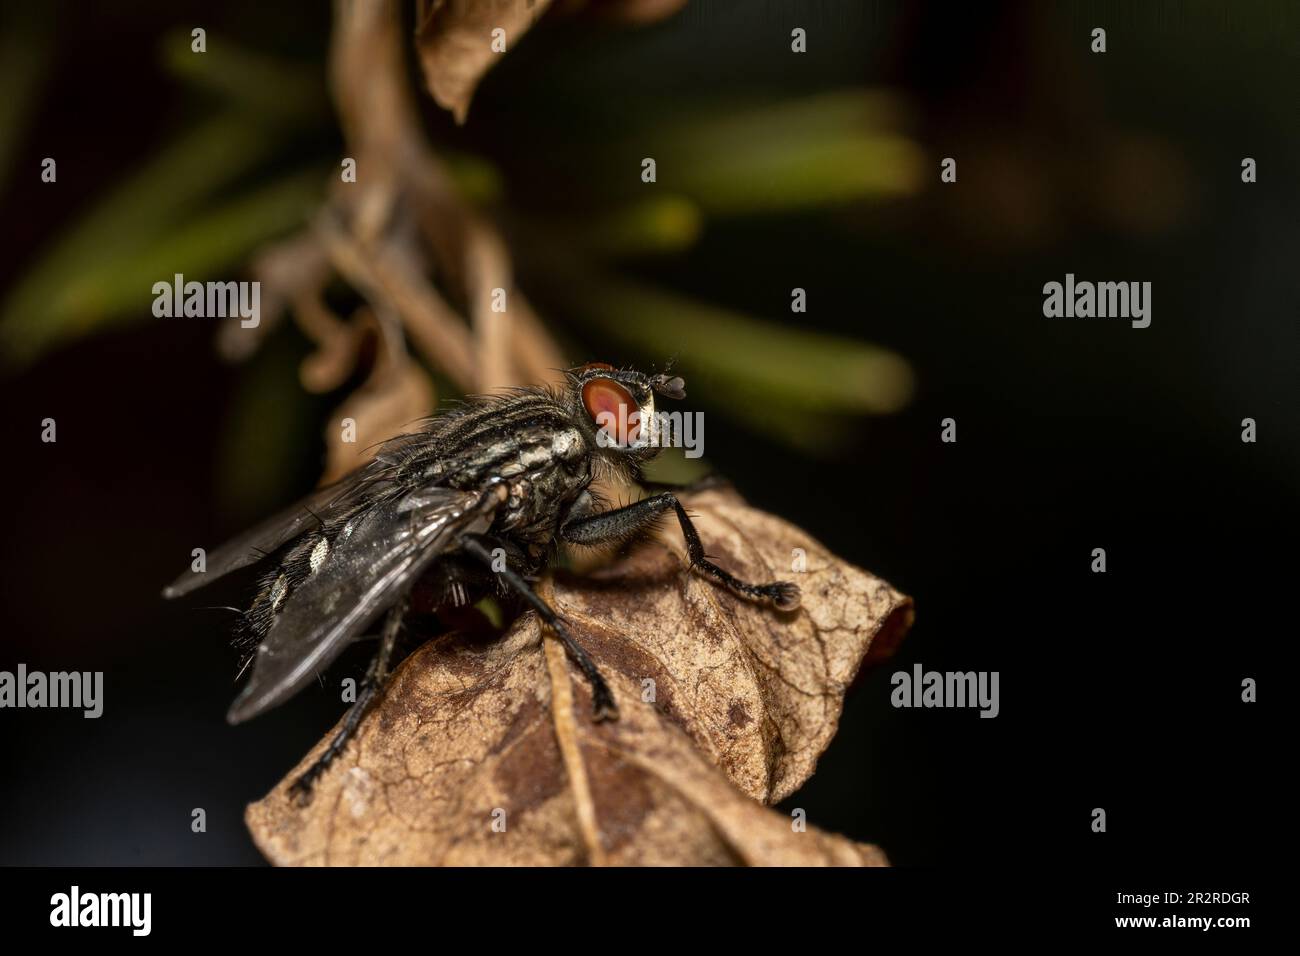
[415,0,688,125]
[555,0,689,23]
[416,0,554,125]
[247,486,911,864]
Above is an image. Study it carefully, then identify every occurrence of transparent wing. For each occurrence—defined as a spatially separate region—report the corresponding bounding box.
[225,486,491,723]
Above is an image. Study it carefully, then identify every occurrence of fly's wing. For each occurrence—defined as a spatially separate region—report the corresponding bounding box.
[162,470,389,599]
[225,486,492,724]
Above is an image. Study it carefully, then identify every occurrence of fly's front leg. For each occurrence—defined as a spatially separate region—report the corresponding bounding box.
[562,494,801,610]
[287,597,406,805]
[459,534,618,722]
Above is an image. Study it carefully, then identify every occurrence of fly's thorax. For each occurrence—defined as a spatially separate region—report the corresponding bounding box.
[491,427,593,537]
[372,390,601,541]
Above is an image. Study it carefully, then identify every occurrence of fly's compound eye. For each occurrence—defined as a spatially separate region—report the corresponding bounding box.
[577,361,615,374]
[582,377,640,447]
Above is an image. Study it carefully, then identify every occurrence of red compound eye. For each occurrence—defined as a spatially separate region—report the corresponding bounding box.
[578,361,615,373]
[582,377,639,445]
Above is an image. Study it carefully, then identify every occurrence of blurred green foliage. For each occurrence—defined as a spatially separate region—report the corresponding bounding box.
[0,27,917,474]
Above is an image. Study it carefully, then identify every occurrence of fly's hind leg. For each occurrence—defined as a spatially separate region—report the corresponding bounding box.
[459,534,618,722]
[287,597,406,805]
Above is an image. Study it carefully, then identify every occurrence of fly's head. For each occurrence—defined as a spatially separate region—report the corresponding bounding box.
[567,362,687,463]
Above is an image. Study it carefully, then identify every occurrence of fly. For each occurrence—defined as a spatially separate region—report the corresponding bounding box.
[165,363,799,802]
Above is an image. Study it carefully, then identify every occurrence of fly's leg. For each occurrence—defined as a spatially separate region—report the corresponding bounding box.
[287,597,406,805]
[459,534,618,722]
[561,494,801,611]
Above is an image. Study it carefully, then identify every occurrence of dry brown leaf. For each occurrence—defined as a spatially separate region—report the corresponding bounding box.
[246,486,912,865]
[555,0,689,23]
[416,0,554,125]
[415,0,687,125]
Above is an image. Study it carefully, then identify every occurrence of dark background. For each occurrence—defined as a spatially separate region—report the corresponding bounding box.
[0,0,1291,867]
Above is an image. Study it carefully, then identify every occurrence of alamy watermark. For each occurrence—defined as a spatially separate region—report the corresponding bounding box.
[152,273,260,328]
[891,663,999,718]
[0,664,103,718]
[1042,273,1151,328]
[50,886,150,936]
[594,405,704,459]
